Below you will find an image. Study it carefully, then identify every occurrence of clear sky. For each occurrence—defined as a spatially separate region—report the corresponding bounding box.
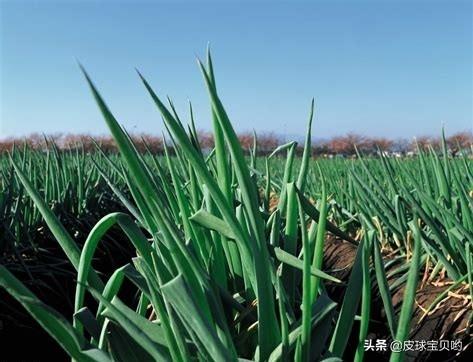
[1,0,472,140]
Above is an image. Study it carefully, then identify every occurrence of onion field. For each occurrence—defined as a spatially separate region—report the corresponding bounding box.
[1,53,472,361]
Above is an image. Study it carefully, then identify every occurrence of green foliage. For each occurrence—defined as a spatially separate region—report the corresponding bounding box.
[1,51,472,361]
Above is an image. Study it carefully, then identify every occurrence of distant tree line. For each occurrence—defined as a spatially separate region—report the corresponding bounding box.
[313,131,472,157]
[1,130,471,157]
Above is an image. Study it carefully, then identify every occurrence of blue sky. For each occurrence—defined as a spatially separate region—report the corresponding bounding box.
[1,0,472,139]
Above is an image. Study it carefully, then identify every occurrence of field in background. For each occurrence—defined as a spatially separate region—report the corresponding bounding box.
[3,140,472,269]
[1,130,471,157]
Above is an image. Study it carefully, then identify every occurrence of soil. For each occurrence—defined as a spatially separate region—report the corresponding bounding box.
[0,212,135,361]
[324,237,473,361]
